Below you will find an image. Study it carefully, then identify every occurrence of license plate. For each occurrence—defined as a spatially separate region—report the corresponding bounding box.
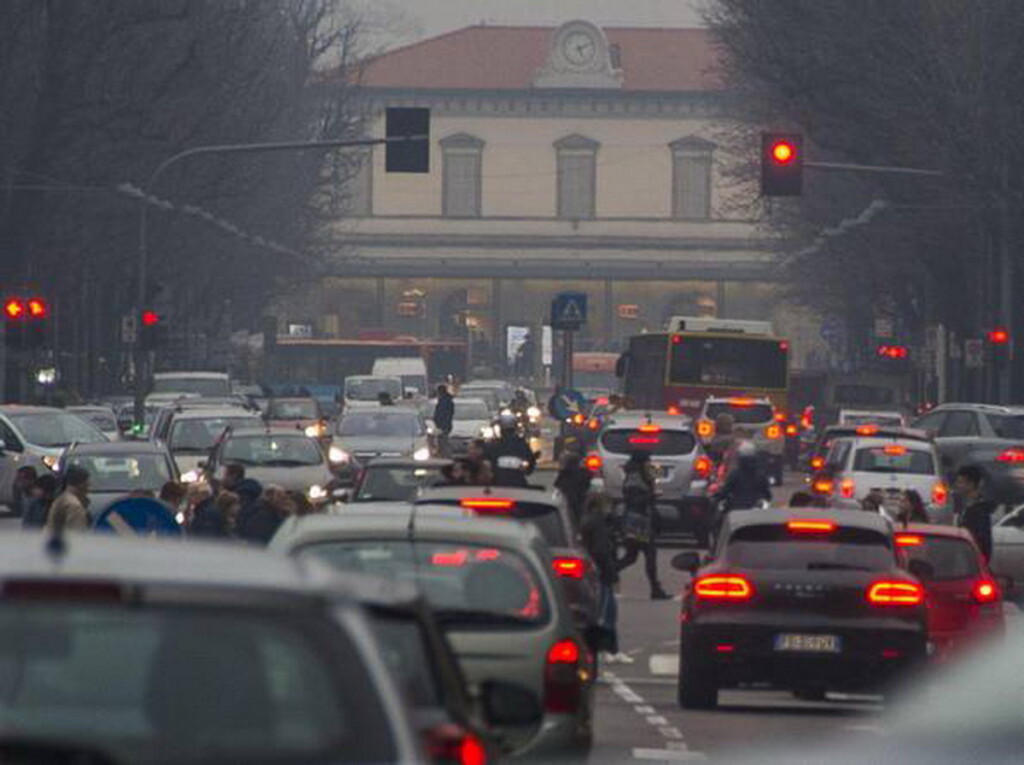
[774,634,842,653]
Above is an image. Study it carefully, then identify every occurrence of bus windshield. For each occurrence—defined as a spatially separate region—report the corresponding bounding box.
[669,336,787,390]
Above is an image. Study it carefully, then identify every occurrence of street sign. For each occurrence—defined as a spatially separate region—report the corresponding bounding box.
[94,497,182,537]
[541,325,553,366]
[121,314,137,344]
[551,292,587,331]
[550,388,588,420]
[965,338,984,369]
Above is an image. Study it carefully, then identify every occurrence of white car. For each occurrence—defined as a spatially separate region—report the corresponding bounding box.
[448,397,496,454]
[819,431,951,522]
[838,409,906,428]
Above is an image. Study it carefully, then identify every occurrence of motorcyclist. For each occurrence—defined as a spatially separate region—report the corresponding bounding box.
[713,441,772,512]
[484,412,537,487]
[706,412,736,464]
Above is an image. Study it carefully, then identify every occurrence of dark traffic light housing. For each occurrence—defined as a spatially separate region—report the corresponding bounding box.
[139,309,168,351]
[988,327,1012,364]
[385,107,430,173]
[4,296,49,349]
[761,132,804,196]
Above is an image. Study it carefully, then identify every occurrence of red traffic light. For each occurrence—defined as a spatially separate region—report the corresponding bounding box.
[4,298,24,319]
[877,344,909,360]
[761,132,804,196]
[26,298,47,318]
[771,141,797,165]
[141,310,161,327]
[988,327,1011,345]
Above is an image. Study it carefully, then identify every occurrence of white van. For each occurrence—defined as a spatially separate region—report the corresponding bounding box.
[371,358,428,398]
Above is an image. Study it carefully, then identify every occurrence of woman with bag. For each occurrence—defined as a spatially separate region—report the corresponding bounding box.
[615,451,671,600]
[580,492,632,665]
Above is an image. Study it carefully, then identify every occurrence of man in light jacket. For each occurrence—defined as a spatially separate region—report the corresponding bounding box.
[45,465,92,533]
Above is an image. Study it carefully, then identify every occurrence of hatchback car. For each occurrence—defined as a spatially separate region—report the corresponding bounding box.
[155,406,262,478]
[0,405,107,482]
[67,405,122,441]
[0,533,419,763]
[271,509,594,759]
[592,411,713,546]
[695,396,785,485]
[333,408,432,463]
[675,509,927,708]
[60,441,179,517]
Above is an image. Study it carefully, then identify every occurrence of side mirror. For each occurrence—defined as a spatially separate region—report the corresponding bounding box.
[908,559,934,583]
[671,551,702,574]
[479,680,542,728]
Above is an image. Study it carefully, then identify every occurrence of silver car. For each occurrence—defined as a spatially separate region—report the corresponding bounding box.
[271,508,595,759]
[332,408,432,463]
[0,533,420,763]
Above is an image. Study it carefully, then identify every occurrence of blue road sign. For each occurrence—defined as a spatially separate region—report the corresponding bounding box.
[94,497,182,537]
[551,388,588,420]
[551,292,587,331]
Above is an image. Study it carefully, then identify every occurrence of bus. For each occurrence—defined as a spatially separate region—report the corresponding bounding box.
[619,316,789,415]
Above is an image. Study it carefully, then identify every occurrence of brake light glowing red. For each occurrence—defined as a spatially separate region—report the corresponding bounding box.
[638,423,662,433]
[775,412,787,422]
[667,405,682,415]
[840,478,856,499]
[552,557,586,579]
[475,548,501,561]
[856,425,879,436]
[693,574,753,601]
[932,482,949,505]
[785,424,799,437]
[544,639,583,713]
[694,456,713,480]
[728,397,756,407]
[812,479,834,495]
[547,639,580,664]
[459,498,515,511]
[894,533,923,547]
[867,580,924,606]
[787,519,837,534]
[765,424,782,440]
[973,579,999,604]
[571,413,585,426]
[584,454,603,473]
[431,550,470,567]
[715,643,736,653]
[810,456,825,470]
[996,448,1024,463]
[883,445,907,456]
[628,436,660,445]
[587,418,600,431]
[459,734,487,765]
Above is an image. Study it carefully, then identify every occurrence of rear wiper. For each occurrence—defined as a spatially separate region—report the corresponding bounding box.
[806,562,873,571]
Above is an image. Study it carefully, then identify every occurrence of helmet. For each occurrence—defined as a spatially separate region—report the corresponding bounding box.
[498,412,518,431]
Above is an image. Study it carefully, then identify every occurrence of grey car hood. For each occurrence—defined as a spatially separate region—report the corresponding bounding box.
[241,464,333,493]
[336,435,420,456]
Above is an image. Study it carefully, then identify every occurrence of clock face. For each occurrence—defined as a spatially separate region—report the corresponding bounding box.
[562,30,598,67]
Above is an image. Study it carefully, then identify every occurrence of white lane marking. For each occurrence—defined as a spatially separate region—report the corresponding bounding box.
[646,715,669,726]
[634,705,656,715]
[649,653,680,676]
[659,727,684,739]
[633,748,708,761]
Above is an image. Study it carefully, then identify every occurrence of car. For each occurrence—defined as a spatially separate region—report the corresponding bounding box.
[0,532,420,763]
[673,508,928,708]
[0,405,108,482]
[156,406,262,478]
[447,397,497,455]
[333,408,433,464]
[457,386,502,416]
[591,411,713,547]
[892,525,1005,660]
[347,457,452,503]
[812,430,951,522]
[67,405,122,441]
[344,375,403,406]
[263,397,328,439]
[59,440,180,517]
[149,369,232,399]
[204,427,338,505]
[148,397,258,445]
[416,484,601,639]
[695,396,785,485]
[838,409,906,427]
[912,403,1024,506]
[805,423,913,473]
[989,504,1024,588]
[270,508,594,759]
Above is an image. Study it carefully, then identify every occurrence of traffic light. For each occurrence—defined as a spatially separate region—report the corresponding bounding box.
[877,344,909,360]
[385,107,430,173]
[988,327,1011,345]
[4,296,49,349]
[139,309,167,351]
[988,327,1011,364]
[761,132,804,196]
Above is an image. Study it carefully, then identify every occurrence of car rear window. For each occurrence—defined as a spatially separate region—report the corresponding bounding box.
[902,537,980,581]
[705,403,774,425]
[725,524,895,570]
[0,603,394,763]
[354,466,444,502]
[421,499,569,548]
[299,541,550,628]
[601,428,695,456]
[853,447,935,475]
[370,614,441,708]
[986,413,1024,439]
[269,400,319,420]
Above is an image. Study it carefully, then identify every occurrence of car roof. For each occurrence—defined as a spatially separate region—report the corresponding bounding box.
[365,457,452,469]
[823,425,930,441]
[66,441,169,455]
[604,411,694,429]
[724,507,893,535]
[417,484,558,503]
[170,407,261,420]
[897,523,976,543]
[0,405,66,415]
[704,396,773,405]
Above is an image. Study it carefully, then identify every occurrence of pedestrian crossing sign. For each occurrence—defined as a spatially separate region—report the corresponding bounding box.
[551,292,588,330]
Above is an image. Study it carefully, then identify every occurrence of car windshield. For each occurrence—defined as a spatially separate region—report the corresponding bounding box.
[222,435,322,467]
[346,379,401,401]
[67,454,172,493]
[369,614,441,708]
[705,402,774,425]
[268,400,318,420]
[726,525,895,570]
[601,428,695,456]
[0,603,394,764]
[458,389,500,410]
[853,447,935,475]
[8,412,106,447]
[902,536,981,581]
[337,412,420,438]
[71,409,118,432]
[168,416,260,453]
[299,541,549,627]
[353,466,444,502]
[454,399,490,420]
[151,377,230,397]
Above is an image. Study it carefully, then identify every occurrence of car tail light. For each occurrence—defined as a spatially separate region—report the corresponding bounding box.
[856,425,879,436]
[694,456,713,480]
[812,478,834,495]
[667,405,682,415]
[552,556,586,579]
[693,574,753,602]
[587,418,600,431]
[932,482,949,505]
[571,413,585,426]
[810,456,825,470]
[973,579,1000,604]
[775,411,787,422]
[765,424,782,440]
[728,397,755,407]
[894,533,923,547]
[839,478,856,499]
[638,423,662,433]
[628,436,660,445]
[867,580,925,606]
[544,639,584,713]
[424,724,488,765]
[996,448,1024,463]
[696,420,715,438]
[584,453,603,473]
[787,519,837,534]
[431,550,470,567]
[785,424,799,437]
[474,549,501,561]
[459,498,515,512]
[883,445,907,456]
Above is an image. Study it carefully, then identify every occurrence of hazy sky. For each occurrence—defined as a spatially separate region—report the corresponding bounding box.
[358,0,706,48]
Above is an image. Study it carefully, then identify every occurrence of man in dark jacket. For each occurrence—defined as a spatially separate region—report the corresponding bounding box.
[712,442,772,511]
[953,465,994,561]
[483,413,536,487]
[433,385,455,456]
[554,450,591,526]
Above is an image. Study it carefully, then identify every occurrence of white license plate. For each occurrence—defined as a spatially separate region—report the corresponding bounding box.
[774,634,842,653]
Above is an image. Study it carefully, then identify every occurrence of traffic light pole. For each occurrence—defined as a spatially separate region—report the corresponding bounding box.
[132,133,426,423]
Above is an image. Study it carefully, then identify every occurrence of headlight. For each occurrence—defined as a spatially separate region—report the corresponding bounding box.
[41,455,59,471]
[480,425,497,440]
[180,469,200,484]
[527,406,541,421]
[413,447,431,462]
[308,484,328,501]
[304,424,321,438]
[328,446,350,464]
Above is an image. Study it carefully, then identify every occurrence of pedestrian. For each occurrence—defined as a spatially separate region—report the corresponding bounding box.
[953,466,995,561]
[183,482,213,529]
[286,489,315,518]
[45,465,92,533]
[158,481,187,518]
[898,489,930,525]
[554,449,591,526]
[465,440,494,485]
[706,413,736,464]
[11,466,38,518]
[22,474,59,529]
[191,490,240,538]
[580,492,631,665]
[433,384,455,457]
[237,485,294,545]
[220,463,246,493]
[615,451,670,600]
[861,489,885,514]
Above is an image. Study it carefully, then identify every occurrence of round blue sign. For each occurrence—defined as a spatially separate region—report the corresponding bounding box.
[94,497,182,537]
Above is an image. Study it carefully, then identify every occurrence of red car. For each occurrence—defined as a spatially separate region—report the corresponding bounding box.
[895,525,1005,660]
